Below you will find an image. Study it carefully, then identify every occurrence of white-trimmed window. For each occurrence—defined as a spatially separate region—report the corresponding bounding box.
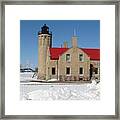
[66,67,70,75]
[52,67,56,75]
[79,67,84,75]
[66,54,71,62]
[79,54,84,62]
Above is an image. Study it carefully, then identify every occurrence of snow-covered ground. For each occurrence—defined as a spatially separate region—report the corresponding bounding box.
[20,72,100,100]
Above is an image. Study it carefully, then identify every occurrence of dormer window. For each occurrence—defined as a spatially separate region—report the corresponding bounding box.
[79,54,84,62]
[66,54,70,61]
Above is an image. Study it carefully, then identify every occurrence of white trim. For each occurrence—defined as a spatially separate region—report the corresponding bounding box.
[65,66,71,76]
[66,53,71,62]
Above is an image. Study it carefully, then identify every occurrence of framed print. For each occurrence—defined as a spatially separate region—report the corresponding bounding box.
[0,0,120,119]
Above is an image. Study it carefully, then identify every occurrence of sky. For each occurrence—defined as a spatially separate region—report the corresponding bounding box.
[20,20,100,68]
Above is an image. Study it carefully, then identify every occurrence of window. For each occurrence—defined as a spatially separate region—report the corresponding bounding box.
[52,67,55,75]
[66,54,70,61]
[44,35,47,39]
[94,68,98,74]
[79,67,83,74]
[79,54,84,61]
[66,67,70,75]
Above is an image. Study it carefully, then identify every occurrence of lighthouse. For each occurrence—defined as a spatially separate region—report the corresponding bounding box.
[38,24,52,79]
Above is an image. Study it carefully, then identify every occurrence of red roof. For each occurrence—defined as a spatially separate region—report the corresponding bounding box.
[81,48,100,60]
[50,48,69,60]
[49,48,100,60]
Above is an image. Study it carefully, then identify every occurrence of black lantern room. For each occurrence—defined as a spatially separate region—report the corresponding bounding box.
[38,24,51,35]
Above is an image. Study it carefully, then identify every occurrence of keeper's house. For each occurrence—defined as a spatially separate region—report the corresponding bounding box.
[37,24,100,81]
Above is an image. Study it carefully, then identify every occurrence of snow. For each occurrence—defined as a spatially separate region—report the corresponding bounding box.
[20,73,100,100]
[20,72,37,82]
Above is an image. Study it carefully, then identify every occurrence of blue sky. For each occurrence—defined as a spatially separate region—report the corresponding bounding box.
[20,20,100,68]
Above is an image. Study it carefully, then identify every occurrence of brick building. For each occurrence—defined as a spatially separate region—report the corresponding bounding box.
[38,24,100,81]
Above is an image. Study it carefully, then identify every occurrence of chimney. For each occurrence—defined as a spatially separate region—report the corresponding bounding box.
[72,36,77,48]
[63,41,68,48]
